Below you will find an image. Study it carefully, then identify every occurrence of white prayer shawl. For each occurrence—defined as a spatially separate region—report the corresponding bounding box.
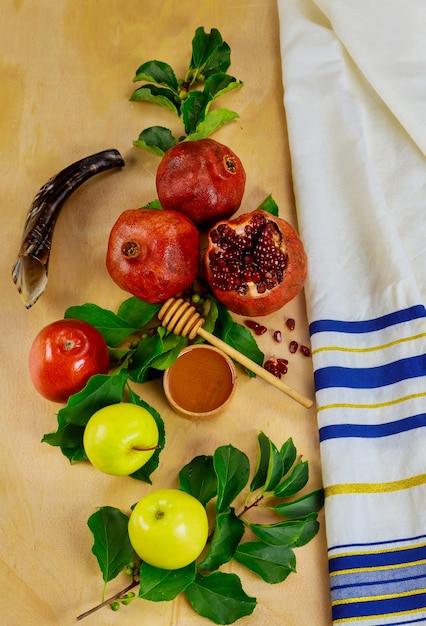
[278,1,426,623]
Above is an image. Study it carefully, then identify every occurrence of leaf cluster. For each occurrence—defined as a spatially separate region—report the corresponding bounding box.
[42,293,263,480]
[130,27,244,155]
[81,433,324,624]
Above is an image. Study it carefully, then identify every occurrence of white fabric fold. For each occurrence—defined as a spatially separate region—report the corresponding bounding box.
[278,1,426,623]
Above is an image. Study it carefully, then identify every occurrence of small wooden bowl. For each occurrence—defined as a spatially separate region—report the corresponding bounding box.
[163,344,237,419]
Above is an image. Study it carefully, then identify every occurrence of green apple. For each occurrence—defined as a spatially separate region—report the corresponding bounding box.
[128,488,209,569]
[83,402,159,476]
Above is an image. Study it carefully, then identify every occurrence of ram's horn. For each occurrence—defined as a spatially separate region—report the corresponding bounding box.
[12,148,125,308]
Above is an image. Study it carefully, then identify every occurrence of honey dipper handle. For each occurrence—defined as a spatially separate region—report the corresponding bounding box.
[196,327,314,409]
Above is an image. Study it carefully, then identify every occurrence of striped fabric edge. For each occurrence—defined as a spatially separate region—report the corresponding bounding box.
[328,537,426,625]
[311,305,426,441]
[310,305,426,624]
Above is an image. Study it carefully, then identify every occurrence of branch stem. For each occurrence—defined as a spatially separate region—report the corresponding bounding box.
[76,579,139,621]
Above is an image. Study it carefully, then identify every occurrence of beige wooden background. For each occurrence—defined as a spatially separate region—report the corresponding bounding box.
[0,1,332,624]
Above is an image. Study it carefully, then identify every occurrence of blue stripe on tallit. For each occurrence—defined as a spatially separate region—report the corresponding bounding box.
[319,413,426,441]
[332,593,426,621]
[309,305,426,335]
[329,544,426,572]
[314,354,426,390]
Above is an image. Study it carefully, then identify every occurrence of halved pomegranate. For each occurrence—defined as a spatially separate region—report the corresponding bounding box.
[203,210,307,316]
[106,208,200,304]
[156,138,246,226]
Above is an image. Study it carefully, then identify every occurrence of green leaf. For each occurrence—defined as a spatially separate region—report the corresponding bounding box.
[142,198,163,210]
[213,298,234,337]
[250,432,271,492]
[87,506,134,584]
[274,488,325,519]
[213,300,264,376]
[61,444,87,463]
[107,346,132,370]
[185,571,256,624]
[189,27,225,74]
[249,517,314,547]
[130,84,179,115]
[139,562,195,601]
[128,329,186,382]
[223,322,264,374]
[58,371,128,426]
[256,194,279,217]
[64,303,138,347]
[197,509,245,571]
[202,297,219,334]
[291,513,320,547]
[263,440,284,492]
[185,109,239,141]
[203,41,231,78]
[203,73,243,99]
[214,445,250,513]
[234,541,296,584]
[178,455,217,506]
[133,126,177,156]
[181,91,210,135]
[149,333,187,370]
[42,413,85,458]
[128,333,165,383]
[273,460,309,498]
[117,297,161,328]
[280,437,297,475]
[128,389,165,484]
[189,28,231,80]
[133,60,178,91]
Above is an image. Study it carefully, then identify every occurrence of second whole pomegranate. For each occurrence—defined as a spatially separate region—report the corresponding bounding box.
[106,208,200,304]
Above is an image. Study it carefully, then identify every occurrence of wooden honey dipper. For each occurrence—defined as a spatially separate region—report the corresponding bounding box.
[158,297,313,409]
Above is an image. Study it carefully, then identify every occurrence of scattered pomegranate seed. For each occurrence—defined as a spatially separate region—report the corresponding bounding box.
[289,340,298,353]
[273,330,282,343]
[244,320,260,331]
[276,358,288,374]
[286,318,295,331]
[255,325,268,336]
[264,359,281,378]
[300,345,311,357]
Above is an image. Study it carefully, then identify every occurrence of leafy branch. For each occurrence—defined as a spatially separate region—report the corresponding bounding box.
[77,433,324,624]
[130,26,244,155]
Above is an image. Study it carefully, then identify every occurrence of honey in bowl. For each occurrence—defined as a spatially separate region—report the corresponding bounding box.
[163,344,237,419]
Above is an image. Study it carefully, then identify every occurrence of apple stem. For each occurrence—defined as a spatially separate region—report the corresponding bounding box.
[76,579,139,621]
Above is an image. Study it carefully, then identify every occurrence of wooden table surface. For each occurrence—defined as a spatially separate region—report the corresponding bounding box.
[0,2,332,624]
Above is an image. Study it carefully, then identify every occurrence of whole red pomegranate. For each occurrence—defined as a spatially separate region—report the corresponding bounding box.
[106,209,200,304]
[156,138,246,226]
[203,210,307,316]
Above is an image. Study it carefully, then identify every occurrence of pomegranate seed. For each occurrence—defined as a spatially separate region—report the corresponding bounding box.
[206,214,288,295]
[273,330,282,343]
[289,340,298,353]
[276,359,288,374]
[300,345,311,357]
[286,318,295,331]
[255,325,268,336]
[264,360,281,379]
[244,320,260,331]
